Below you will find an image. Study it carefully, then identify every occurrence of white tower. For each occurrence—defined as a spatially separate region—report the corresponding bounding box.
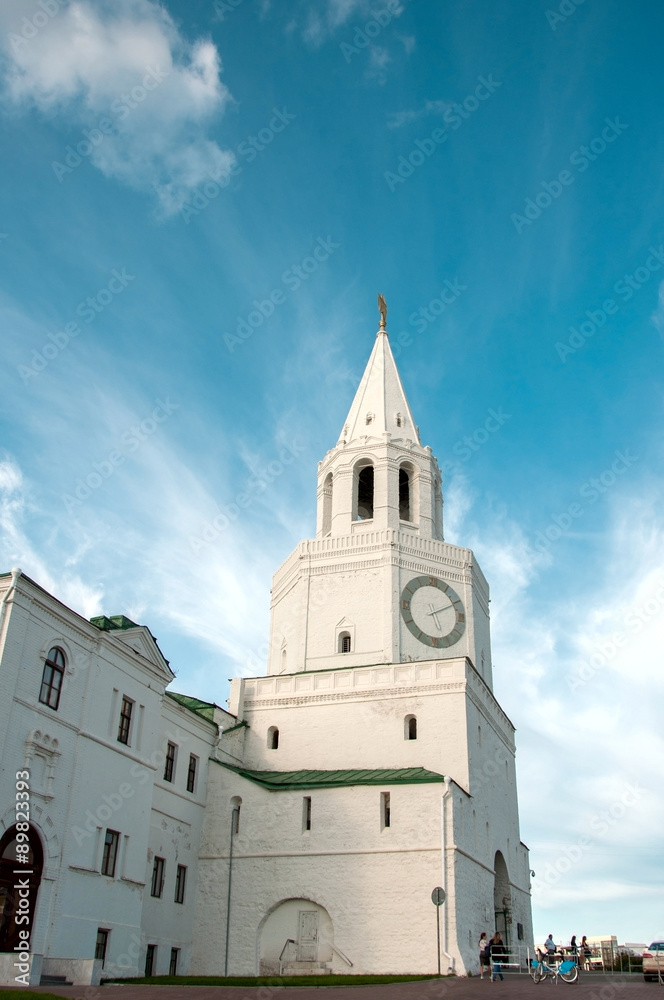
[268,310,493,687]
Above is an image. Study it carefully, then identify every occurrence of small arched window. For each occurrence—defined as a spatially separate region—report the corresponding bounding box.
[395,413,402,428]
[267,726,279,750]
[404,714,417,740]
[339,632,351,653]
[39,646,65,710]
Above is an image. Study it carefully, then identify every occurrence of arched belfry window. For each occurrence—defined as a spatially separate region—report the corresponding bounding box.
[399,467,411,521]
[267,726,279,750]
[355,463,374,520]
[404,715,417,740]
[321,472,333,536]
[338,632,352,653]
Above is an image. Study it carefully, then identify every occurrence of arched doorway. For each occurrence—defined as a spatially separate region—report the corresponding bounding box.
[493,850,512,949]
[258,898,334,975]
[0,826,44,952]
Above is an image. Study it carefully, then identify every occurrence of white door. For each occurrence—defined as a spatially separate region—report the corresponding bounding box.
[298,910,318,962]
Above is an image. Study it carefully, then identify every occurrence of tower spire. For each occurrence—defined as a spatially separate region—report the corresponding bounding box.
[377,293,387,332]
[338,302,420,446]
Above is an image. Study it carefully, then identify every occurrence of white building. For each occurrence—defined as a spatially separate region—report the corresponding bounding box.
[0,310,532,983]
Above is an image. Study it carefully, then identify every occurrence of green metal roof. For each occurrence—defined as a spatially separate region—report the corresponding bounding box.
[221,720,248,734]
[166,691,217,722]
[90,614,139,631]
[213,762,445,790]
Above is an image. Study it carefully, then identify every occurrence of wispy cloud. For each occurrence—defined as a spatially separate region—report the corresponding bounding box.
[0,0,234,214]
[387,98,453,128]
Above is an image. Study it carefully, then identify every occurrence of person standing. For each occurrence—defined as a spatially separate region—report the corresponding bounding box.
[544,934,556,961]
[569,935,578,959]
[580,936,591,970]
[478,932,490,979]
[490,931,506,981]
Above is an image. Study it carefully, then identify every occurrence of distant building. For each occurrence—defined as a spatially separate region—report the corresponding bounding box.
[0,315,532,983]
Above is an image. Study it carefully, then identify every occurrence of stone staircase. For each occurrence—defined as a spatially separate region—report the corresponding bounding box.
[40,974,73,986]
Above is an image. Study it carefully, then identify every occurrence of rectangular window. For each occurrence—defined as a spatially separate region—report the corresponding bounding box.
[95,929,109,965]
[145,944,157,977]
[164,742,177,782]
[303,796,312,832]
[381,791,391,829]
[174,864,187,904]
[117,696,133,745]
[39,648,65,710]
[169,948,179,976]
[186,754,198,793]
[101,830,120,877]
[151,856,165,898]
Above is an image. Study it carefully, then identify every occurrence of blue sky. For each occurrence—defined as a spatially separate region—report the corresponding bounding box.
[1,0,663,949]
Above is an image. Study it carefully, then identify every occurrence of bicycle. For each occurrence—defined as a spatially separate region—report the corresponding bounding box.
[530,951,579,984]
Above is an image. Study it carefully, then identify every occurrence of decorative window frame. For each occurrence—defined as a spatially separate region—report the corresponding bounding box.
[24,730,61,800]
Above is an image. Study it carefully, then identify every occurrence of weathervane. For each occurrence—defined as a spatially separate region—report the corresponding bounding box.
[377,293,387,330]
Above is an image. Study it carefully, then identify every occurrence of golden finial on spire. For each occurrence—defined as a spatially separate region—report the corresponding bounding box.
[377,293,387,331]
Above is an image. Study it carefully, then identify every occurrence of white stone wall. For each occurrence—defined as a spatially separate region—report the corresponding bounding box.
[0,573,219,980]
[192,763,446,975]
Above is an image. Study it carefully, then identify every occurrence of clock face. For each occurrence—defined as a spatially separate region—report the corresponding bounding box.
[400,575,466,648]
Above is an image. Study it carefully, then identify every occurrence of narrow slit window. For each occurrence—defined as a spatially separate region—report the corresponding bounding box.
[267,726,279,749]
[186,754,198,793]
[303,796,312,831]
[151,856,165,898]
[381,791,391,829]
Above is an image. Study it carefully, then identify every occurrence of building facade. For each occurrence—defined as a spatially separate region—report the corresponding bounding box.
[0,314,532,983]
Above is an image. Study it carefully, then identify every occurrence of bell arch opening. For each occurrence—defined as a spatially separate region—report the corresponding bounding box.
[321,472,333,536]
[354,461,374,521]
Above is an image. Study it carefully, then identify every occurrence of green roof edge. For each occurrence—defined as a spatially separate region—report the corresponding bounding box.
[209,761,445,790]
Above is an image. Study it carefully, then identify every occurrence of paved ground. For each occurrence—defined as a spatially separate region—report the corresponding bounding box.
[17,973,659,1000]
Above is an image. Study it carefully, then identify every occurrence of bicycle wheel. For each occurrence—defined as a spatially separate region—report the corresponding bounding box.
[560,965,579,983]
[533,965,545,983]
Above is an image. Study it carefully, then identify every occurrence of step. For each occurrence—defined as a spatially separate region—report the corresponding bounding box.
[282,962,331,976]
[40,975,73,985]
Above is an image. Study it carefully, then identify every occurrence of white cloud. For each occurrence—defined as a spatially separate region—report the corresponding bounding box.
[0,0,234,214]
[387,98,454,129]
